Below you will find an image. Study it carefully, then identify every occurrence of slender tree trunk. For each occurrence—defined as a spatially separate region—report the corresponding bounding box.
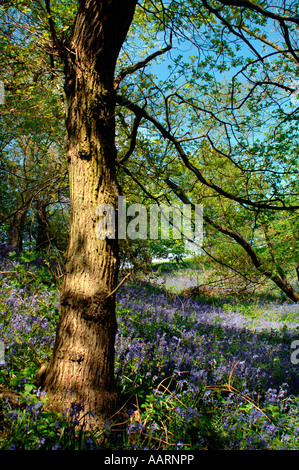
[7,206,28,252]
[35,200,51,251]
[42,0,137,427]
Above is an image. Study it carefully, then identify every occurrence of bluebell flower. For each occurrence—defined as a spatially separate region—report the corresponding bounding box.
[105,420,112,430]
[51,444,61,450]
[127,422,145,434]
[37,438,45,448]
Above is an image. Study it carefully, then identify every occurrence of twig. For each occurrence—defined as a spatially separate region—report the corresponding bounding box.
[0,269,37,277]
[105,272,131,299]
[206,361,274,424]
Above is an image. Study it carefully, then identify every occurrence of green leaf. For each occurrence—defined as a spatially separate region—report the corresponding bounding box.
[24,383,35,395]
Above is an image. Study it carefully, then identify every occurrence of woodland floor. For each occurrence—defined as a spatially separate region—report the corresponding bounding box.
[0,253,299,450]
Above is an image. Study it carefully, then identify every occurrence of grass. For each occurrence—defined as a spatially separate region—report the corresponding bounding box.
[0,250,298,450]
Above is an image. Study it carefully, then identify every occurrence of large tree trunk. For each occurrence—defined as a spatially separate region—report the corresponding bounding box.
[42,0,137,428]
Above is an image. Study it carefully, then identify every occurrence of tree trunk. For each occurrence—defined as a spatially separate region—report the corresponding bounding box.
[35,200,51,251]
[7,206,28,252]
[42,0,137,428]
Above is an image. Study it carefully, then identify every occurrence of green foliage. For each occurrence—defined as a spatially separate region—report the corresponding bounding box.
[1,391,100,450]
[1,0,298,300]
[3,249,62,289]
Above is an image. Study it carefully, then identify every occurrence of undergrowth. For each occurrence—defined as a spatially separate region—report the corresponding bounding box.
[0,250,298,450]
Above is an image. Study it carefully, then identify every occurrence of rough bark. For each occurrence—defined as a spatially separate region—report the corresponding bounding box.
[42,0,138,428]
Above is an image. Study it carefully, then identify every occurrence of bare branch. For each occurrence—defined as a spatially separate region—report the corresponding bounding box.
[114,42,172,90]
[214,0,299,25]
[106,272,131,298]
[117,114,142,164]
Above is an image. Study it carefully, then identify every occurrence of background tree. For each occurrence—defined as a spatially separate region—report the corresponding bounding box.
[115,0,299,302]
[0,6,67,253]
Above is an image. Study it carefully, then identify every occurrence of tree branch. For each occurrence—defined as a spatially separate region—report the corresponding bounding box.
[204,0,299,64]
[106,272,131,298]
[165,177,299,302]
[202,0,264,61]
[114,42,172,90]
[44,0,64,56]
[214,0,299,25]
[116,94,299,211]
[117,114,142,164]
[118,164,163,205]
[240,24,299,64]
